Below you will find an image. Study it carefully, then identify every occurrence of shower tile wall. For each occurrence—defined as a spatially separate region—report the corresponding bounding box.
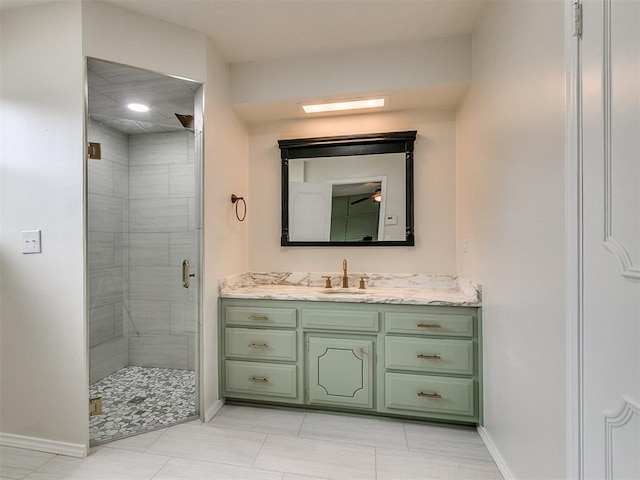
[89,122,197,383]
[127,131,196,371]
[88,119,129,384]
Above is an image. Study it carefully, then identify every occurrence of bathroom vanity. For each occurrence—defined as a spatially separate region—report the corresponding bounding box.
[219,273,482,425]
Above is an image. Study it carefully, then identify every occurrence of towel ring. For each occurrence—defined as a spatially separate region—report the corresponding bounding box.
[231,194,247,222]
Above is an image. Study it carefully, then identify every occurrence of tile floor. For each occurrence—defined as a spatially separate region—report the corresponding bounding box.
[89,366,196,444]
[1,404,504,479]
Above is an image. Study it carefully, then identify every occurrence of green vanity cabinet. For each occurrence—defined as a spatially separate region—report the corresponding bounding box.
[220,298,482,425]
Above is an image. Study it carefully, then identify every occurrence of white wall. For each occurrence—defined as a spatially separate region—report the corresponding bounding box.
[201,39,250,416]
[455,2,566,478]
[0,2,88,453]
[248,109,457,274]
[231,36,471,104]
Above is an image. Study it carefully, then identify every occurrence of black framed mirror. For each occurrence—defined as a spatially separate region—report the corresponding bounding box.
[279,131,416,247]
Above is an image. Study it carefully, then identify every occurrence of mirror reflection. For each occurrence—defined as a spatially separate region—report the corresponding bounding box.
[288,153,405,242]
[279,131,416,247]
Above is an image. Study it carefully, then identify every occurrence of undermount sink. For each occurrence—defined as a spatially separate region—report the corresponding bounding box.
[319,288,367,294]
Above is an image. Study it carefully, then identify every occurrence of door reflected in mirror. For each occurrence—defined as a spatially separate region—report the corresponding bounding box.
[279,131,416,247]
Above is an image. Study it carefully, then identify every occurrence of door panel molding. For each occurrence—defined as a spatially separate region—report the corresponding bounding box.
[604,396,640,479]
[602,0,640,279]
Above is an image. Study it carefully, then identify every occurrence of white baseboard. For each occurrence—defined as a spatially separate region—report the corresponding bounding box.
[204,398,225,422]
[0,432,87,458]
[477,425,515,480]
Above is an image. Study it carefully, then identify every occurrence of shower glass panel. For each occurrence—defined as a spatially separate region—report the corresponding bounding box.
[86,58,202,445]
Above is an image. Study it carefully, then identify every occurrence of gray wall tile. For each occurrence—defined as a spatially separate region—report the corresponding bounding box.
[114,301,125,338]
[129,233,170,266]
[88,119,130,380]
[90,337,129,384]
[89,194,126,233]
[169,232,196,267]
[130,165,169,199]
[89,232,114,270]
[170,299,197,335]
[89,123,198,373]
[89,303,115,347]
[129,199,189,233]
[90,267,125,308]
[188,336,196,371]
[114,233,127,268]
[129,131,191,166]
[89,119,129,166]
[88,159,114,196]
[128,299,171,334]
[129,266,184,302]
[114,163,129,199]
[169,164,195,198]
[128,335,189,369]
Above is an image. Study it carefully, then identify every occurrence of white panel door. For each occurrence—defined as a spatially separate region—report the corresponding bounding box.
[580,0,640,478]
[289,181,332,241]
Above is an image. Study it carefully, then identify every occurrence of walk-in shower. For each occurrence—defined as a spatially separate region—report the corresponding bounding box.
[86,58,202,444]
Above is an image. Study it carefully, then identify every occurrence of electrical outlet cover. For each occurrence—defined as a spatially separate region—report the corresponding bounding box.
[22,230,41,254]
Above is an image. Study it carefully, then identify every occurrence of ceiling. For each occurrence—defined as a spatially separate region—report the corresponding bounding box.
[5,1,487,129]
[93,0,487,64]
[1,0,486,63]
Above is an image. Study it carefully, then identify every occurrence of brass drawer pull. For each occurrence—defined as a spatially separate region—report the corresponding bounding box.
[248,315,269,321]
[249,376,269,384]
[417,392,442,399]
[248,343,269,349]
[417,354,441,360]
[417,323,441,329]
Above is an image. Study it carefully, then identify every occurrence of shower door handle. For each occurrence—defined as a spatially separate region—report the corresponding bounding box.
[182,260,195,288]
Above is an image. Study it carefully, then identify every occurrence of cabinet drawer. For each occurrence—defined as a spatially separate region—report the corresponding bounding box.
[385,373,474,417]
[385,337,473,375]
[225,360,297,398]
[385,312,473,337]
[226,328,297,361]
[225,306,297,328]
[302,309,378,331]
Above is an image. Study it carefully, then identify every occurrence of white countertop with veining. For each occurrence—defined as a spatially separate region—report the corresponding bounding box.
[219,272,481,307]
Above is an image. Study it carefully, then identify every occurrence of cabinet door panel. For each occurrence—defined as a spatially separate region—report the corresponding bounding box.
[308,337,373,408]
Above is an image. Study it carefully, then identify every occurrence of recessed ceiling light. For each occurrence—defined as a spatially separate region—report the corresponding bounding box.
[302,98,386,114]
[127,103,149,112]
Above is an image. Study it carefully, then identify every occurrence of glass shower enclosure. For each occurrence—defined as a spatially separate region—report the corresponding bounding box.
[85,58,202,444]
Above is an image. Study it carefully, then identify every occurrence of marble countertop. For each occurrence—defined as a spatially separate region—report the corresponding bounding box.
[219,272,481,307]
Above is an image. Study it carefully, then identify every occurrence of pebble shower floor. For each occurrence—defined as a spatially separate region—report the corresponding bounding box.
[89,366,196,444]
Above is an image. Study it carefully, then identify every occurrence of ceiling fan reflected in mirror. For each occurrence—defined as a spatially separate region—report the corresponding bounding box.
[350,189,382,205]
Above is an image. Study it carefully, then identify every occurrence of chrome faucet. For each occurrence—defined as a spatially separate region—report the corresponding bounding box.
[342,259,349,288]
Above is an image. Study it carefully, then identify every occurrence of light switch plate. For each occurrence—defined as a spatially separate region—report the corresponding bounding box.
[22,230,42,254]
[384,215,398,226]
